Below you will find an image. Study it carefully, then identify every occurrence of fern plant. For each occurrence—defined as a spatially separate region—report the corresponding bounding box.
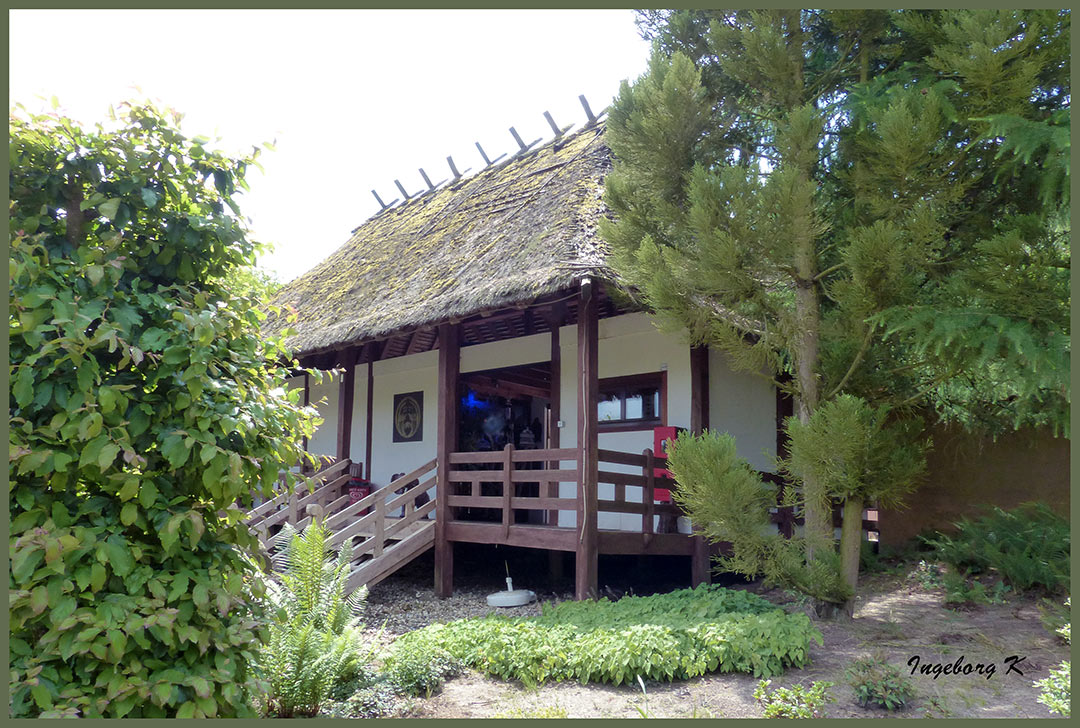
[259,522,373,717]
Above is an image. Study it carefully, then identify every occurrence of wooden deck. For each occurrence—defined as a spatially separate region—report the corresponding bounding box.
[244,444,879,599]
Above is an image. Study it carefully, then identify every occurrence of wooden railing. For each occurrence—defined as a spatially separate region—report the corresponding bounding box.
[446,446,579,536]
[596,448,684,544]
[246,458,353,542]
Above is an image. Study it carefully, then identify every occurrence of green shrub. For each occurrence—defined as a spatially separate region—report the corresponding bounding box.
[381,633,462,697]
[1034,598,1070,717]
[258,523,374,717]
[389,585,822,687]
[923,503,1069,594]
[846,654,915,711]
[8,103,317,718]
[754,679,835,718]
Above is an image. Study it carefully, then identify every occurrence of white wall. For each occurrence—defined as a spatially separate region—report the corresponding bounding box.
[708,350,777,473]
[306,370,340,458]
[369,351,438,490]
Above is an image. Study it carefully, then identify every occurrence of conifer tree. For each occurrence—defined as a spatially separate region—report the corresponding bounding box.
[603,9,1069,614]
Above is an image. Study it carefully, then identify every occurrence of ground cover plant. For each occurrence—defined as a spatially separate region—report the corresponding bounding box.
[386,585,822,688]
[923,502,1070,594]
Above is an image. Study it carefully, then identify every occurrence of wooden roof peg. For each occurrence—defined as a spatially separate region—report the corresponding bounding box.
[371,189,399,211]
[446,155,471,181]
[394,179,423,201]
[418,168,447,192]
[475,141,507,167]
[579,94,598,127]
[509,126,542,155]
[544,110,572,138]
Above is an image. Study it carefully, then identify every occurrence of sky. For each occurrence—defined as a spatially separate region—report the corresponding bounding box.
[9,9,652,283]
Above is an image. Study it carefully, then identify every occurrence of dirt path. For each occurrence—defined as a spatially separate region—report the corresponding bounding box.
[384,570,1068,719]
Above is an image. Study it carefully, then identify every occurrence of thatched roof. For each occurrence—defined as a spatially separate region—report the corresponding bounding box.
[266,125,611,356]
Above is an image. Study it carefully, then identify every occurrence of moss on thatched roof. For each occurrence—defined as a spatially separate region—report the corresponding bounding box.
[265,125,611,356]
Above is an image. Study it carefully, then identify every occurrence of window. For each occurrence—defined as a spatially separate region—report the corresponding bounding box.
[597,372,665,432]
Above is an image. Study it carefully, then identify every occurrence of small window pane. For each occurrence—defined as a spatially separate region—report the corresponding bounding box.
[598,394,621,421]
[628,386,659,420]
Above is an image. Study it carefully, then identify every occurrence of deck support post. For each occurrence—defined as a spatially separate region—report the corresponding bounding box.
[435,324,460,598]
[545,304,564,528]
[575,281,599,600]
[336,349,358,463]
[689,344,711,585]
[364,359,374,481]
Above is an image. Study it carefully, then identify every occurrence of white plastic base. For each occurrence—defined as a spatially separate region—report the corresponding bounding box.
[486,589,537,608]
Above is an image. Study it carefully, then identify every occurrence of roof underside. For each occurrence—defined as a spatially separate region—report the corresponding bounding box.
[266,125,612,358]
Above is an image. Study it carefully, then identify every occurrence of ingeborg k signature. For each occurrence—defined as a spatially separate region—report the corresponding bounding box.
[906,654,1027,680]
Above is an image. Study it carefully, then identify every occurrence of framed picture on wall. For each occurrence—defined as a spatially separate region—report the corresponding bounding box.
[393,391,423,442]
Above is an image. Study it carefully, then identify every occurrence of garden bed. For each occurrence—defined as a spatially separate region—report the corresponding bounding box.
[362,565,1069,718]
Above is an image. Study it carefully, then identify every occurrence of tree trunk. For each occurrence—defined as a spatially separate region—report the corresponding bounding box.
[784,7,833,561]
[838,494,865,616]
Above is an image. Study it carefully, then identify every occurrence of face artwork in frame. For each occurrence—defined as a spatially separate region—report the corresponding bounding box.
[393,391,424,442]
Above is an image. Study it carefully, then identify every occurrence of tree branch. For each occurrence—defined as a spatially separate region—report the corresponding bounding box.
[825,324,875,400]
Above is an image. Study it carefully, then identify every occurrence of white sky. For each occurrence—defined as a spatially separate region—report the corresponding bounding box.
[9,9,651,282]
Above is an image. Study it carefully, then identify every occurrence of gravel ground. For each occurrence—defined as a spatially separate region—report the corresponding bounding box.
[360,547,575,639]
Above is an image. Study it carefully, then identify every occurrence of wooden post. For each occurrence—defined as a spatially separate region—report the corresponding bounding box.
[336,349,358,463]
[689,345,710,435]
[689,344,712,583]
[374,495,386,557]
[546,304,565,583]
[691,533,711,587]
[575,281,599,601]
[502,443,513,539]
[643,448,655,547]
[364,359,375,481]
[435,324,460,598]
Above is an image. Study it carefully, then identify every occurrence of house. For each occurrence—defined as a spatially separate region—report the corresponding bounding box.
[262,115,789,600]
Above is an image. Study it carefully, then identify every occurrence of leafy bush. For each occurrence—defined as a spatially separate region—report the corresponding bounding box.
[1034,598,1070,717]
[846,654,915,711]
[923,503,1069,594]
[381,632,462,697]
[754,679,835,718]
[8,102,317,717]
[389,585,822,687]
[259,523,374,717]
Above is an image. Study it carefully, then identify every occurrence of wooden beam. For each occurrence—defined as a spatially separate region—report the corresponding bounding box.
[546,304,563,528]
[364,360,374,482]
[335,349,358,463]
[575,282,599,601]
[435,323,460,598]
[690,345,710,435]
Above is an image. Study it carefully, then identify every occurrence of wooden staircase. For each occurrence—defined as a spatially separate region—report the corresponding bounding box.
[245,458,437,592]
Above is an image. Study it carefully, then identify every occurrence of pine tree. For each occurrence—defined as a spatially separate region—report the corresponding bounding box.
[603,9,1069,614]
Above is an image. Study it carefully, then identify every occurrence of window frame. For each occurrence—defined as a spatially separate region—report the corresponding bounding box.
[596,371,667,433]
